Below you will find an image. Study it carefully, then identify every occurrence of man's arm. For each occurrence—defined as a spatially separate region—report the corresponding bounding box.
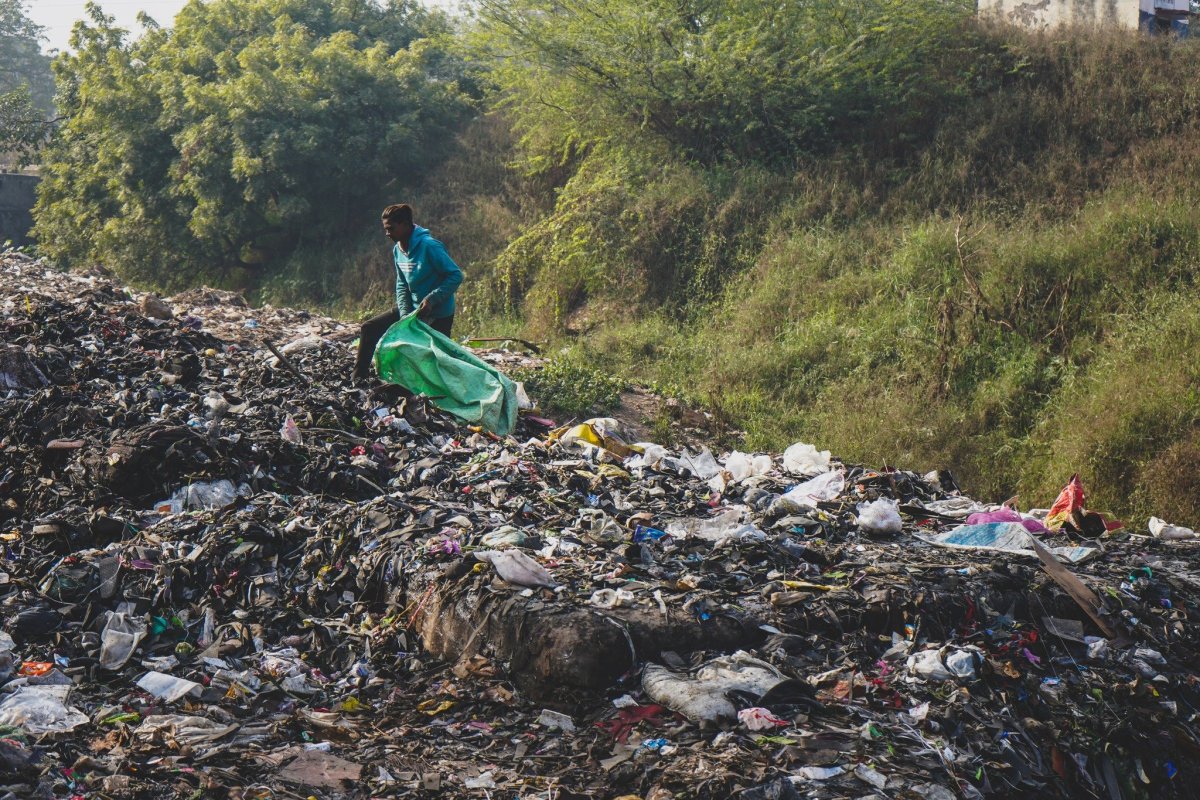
[395,250,415,315]
[420,242,463,310]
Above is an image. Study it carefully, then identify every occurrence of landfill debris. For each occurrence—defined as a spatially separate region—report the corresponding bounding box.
[2,252,1200,799]
[643,652,785,722]
[280,749,364,791]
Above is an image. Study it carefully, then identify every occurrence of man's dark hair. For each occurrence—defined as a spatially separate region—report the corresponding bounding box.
[382,203,413,224]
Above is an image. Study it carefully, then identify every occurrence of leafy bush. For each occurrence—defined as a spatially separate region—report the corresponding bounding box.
[512,356,625,417]
[473,0,979,166]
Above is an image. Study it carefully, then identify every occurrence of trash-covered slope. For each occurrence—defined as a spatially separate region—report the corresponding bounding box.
[2,252,1200,800]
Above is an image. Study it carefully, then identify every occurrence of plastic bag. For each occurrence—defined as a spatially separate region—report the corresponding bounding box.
[589,588,634,608]
[631,443,667,469]
[375,312,517,435]
[99,611,147,670]
[665,508,765,543]
[0,685,88,734]
[677,447,721,480]
[575,509,625,543]
[475,549,556,588]
[480,526,528,549]
[737,707,788,731]
[781,442,831,476]
[1149,517,1197,541]
[1045,474,1085,530]
[135,714,239,746]
[154,479,247,514]
[642,651,785,722]
[781,470,844,507]
[856,498,902,535]
[280,415,302,445]
[724,451,773,483]
[906,646,980,681]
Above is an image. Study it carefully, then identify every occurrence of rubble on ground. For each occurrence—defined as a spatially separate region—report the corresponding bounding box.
[1,251,1199,799]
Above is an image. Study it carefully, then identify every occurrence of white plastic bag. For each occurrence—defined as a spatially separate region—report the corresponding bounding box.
[1149,516,1197,541]
[589,588,634,608]
[634,443,667,469]
[856,498,902,535]
[476,549,557,588]
[781,470,844,507]
[782,442,832,476]
[677,447,721,480]
[154,479,247,514]
[907,646,980,681]
[135,714,239,746]
[724,451,772,483]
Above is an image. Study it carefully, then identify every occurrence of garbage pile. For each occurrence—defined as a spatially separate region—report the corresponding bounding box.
[2,250,1200,799]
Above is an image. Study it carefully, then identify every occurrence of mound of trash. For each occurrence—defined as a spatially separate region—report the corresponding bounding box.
[1,251,1199,799]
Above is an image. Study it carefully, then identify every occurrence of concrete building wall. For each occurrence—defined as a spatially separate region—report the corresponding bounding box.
[978,0,1141,29]
[0,174,38,246]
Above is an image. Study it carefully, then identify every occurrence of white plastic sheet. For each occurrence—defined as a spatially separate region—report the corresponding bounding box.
[665,507,765,543]
[99,611,148,670]
[781,470,845,507]
[0,685,88,734]
[137,671,203,702]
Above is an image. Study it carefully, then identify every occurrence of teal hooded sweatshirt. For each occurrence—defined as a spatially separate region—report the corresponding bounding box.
[394,226,463,319]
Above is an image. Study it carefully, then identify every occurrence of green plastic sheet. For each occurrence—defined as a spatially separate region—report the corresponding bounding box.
[374,313,518,435]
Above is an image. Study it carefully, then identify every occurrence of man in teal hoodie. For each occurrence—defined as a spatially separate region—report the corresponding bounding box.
[353,203,464,381]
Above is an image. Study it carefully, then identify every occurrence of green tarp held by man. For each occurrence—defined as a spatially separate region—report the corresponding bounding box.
[374,312,518,436]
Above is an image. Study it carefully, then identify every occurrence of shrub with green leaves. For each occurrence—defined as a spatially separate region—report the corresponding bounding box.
[513,356,625,417]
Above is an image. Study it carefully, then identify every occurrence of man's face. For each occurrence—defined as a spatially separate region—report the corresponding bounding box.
[382,216,411,243]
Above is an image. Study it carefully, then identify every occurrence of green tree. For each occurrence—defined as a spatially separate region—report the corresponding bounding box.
[34,0,470,286]
[0,0,54,165]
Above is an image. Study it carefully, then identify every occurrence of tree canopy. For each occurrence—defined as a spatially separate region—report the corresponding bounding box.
[0,0,54,165]
[34,0,470,285]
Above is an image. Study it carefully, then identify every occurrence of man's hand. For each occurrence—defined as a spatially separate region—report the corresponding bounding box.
[417,298,434,320]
